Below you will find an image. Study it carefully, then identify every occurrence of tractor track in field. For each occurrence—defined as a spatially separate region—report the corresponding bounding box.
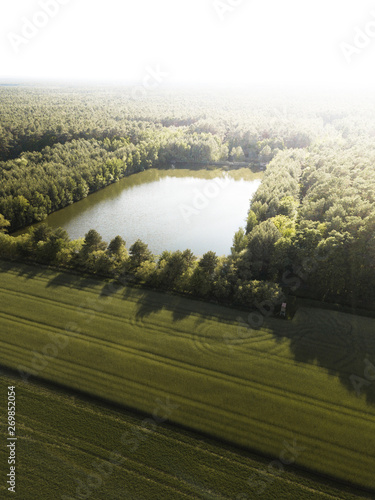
[1,308,375,428]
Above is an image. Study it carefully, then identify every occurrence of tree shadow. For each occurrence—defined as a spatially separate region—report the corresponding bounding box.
[46,272,100,291]
[127,286,375,404]
[120,287,201,322]
[0,259,46,280]
[270,306,375,405]
[2,260,375,405]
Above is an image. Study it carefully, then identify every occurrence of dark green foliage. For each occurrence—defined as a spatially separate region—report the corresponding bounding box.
[231,227,248,254]
[156,250,196,291]
[31,223,54,244]
[108,235,126,256]
[245,220,282,278]
[242,140,375,306]
[234,280,283,308]
[245,210,258,234]
[0,87,323,232]
[1,87,375,308]
[129,239,154,269]
[0,213,10,233]
[82,229,107,253]
[199,251,218,275]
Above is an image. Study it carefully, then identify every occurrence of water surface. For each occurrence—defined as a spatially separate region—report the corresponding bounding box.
[29,168,262,256]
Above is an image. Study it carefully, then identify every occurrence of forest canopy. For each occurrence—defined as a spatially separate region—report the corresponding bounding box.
[0,85,374,310]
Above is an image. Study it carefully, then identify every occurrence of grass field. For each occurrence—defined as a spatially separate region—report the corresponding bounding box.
[0,370,370,500]
[0,260,375,497]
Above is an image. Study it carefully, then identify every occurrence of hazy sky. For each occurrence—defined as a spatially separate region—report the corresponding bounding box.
[1,0,375,88]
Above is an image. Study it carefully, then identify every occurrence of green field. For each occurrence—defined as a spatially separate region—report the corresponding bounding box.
[0,260,375,497]
[0,372,370,500]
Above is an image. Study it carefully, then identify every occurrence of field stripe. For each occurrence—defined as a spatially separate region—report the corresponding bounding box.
[1,306,374,428]
[1,263,375,491]
[1,332,375,477]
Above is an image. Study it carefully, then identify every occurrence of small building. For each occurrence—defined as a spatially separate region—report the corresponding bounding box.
[280,302,287,318]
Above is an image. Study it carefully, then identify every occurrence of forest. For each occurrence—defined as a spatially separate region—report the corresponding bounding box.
[0,85,374,310]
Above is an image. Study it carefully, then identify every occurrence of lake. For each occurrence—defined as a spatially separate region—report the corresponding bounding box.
[26,168,262,256]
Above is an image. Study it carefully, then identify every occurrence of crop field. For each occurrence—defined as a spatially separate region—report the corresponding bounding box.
[0,260,375,497]
[0,371,370,500]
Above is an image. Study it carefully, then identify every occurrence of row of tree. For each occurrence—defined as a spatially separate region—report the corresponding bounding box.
[0,222,283,310]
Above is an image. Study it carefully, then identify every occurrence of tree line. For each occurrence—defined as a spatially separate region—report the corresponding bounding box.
[0,221,283,310]
[0,86,324,232]
[1,86,375,309]
[232,141,375,307]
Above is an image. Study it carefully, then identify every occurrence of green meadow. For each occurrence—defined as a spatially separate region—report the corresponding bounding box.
[0,260,374,497]
[0,372,370,499]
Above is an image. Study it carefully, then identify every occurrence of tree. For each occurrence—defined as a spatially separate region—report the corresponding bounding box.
[312,231,353,300]
[246,210,258,234]
[12,196,32,229]
[0,214,10,233]
[57,238,84,268]
[279,196,299,219]
[212,256,235,302]
[133,260,157,283]
[34,227,70,264]
[259,145,272,163]
[107,235,128,271]
[85,250,112,275]
[0,233,18,259]
[271,215,296,238]
[129,239,153,269]
[82,229,107,254]
[231,227,247,254]
[191,251,218,298]
[108,235,127,257]
[234,280,283,308]
[31,223,54,245]
[230,146,245,161]
[156,249,196,291]
[199,251,218,276]
[246,220,282,277]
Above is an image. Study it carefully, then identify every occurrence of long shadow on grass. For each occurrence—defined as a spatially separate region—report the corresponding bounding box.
[46,271,99,291]
[0,260,99,291]
[272,307,375,405]
[3,260,375,405]
[0,259,47,280]
[120,285,206,322]
[128,283,375,405]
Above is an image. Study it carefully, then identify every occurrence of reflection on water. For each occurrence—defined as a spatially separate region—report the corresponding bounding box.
[22,168,263,256]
